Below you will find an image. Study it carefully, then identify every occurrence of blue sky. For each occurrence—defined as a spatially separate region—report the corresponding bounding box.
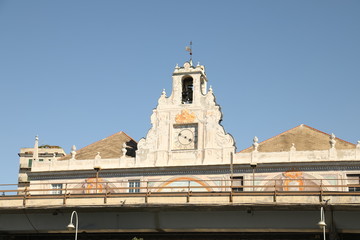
[0,1,359,184]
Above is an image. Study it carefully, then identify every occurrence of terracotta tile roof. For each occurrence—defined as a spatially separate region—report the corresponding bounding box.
[239,124,356,153]
[59,131,137,160]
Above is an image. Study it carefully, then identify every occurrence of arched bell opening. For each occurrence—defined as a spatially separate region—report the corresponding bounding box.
[182,76,193,104]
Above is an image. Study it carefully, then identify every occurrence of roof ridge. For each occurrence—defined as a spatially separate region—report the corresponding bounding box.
[59,131,135,160]
[75,131,125,154]
[238,124,355,153]
[238,125,303,153]
[120,131,137,142]
[302,124,355,146]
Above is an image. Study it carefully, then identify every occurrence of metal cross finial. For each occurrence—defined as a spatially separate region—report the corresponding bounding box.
[185,41,193,62]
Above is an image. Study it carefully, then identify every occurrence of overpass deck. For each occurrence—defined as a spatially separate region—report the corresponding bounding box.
[1,181,360,239]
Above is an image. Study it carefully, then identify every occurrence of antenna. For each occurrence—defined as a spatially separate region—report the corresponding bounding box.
[185,41,193,63]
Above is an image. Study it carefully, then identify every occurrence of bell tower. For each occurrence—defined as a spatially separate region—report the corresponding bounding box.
[136,61,235,167]
[169,61,207,105]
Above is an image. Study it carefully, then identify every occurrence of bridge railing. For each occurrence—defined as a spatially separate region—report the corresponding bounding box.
[1,178,360,206]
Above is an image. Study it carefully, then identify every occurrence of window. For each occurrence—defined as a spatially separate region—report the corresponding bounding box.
[129,180,140,193]
[231,176,243,192]
[347,175,360,192]
[51,184,63,195]
[28,159,33,168]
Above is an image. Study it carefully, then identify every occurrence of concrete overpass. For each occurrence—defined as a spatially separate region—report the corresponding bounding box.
[1,190,360,240]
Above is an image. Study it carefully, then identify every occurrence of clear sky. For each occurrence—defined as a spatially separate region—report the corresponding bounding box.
[0,1,359,184]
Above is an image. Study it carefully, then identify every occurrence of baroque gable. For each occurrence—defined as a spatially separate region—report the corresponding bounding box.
[136,62,235,167]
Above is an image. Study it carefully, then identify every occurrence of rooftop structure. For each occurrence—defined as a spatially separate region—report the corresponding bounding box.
[2,60,360,239]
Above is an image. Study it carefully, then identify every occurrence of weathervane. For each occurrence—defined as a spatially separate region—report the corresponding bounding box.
[185,41,193,64]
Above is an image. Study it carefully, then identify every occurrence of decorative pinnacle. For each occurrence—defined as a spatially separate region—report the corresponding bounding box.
[122,142,127,157]
[253,136,259,151]
[290,143,296,151]
[71,145,77,160]
[330,133,336,149]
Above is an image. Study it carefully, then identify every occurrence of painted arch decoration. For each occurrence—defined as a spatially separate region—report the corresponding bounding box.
[156,177,213,192]
[260,171,332,192]
[71,177,117,194]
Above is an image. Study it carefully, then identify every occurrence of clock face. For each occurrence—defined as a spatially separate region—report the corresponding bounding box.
[178,129,194,145]
[173,124,198,150]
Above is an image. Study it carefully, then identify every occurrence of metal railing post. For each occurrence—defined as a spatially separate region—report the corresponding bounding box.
[145,181,149,203]
[273,180,277,202]
[230,179,233,203]
[104,182,109,204]
[23,187,28,207]
[63,183,68,205]
[187,181,191,203]
[320,179,323,202]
